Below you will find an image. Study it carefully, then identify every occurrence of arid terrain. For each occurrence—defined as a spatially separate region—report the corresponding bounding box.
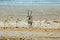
[0,5,60,40]
[0,5,60,21]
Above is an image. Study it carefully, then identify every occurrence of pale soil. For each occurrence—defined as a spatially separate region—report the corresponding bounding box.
[0,5,60,40]
[0,5,60,21]
[0,27,60,40]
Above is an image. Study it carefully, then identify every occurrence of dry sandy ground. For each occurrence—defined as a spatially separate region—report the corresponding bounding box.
[0,27,60,40]
[0,5,60,21]
[0,5,60,40]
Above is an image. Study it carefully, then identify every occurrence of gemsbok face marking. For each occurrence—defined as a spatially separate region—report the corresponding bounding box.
[27,10,33,27]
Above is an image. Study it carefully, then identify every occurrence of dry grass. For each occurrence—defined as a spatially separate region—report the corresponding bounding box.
[0,27,60,32]
[0,36,60,40]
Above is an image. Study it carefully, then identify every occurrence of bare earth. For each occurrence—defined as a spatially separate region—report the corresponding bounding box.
[0,5,60,40]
